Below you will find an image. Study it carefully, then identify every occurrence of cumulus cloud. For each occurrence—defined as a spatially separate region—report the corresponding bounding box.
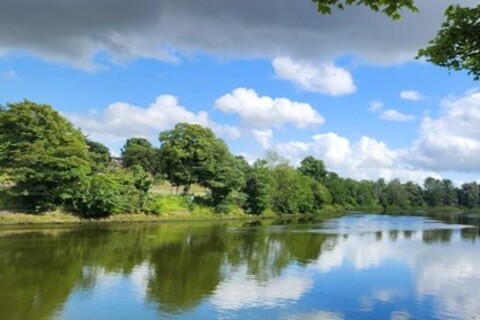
[0,0,476,68]
[215,88,325,129]
[211,268,313,310]
[368,101,415,122]
[379,109,415,122]
[408,91,480,172]
[400,90,422,101]
[252,129,273,149]
[276,133,438,183]
[69,95,239,141]
[272,57,356,96]
[310,217,480,320]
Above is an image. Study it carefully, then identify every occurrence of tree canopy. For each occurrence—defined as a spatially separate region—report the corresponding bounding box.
[311,0,417,20]
[0,100,91,211]
[417,4,480,80]
[313,1,480,80]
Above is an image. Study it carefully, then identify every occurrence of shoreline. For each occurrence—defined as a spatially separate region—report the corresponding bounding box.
[0,207,346,228]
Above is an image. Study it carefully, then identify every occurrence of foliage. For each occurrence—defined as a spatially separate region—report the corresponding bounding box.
[158,123,245,212]
[298,156,327,182]
[145,195,192,215]
[417,5,480,80]
[67,168,147,217]
[270,164,315,214]
[0,100,91,212]
[86,139,111,172]
[311,0,417,20]
[244,160,273,215]
[121,138,160,176]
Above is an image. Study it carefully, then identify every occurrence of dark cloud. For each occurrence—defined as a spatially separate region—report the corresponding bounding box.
[0,0,475,68]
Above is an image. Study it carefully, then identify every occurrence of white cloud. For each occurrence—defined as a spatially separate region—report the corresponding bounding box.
[70,95,239,141]
[379,109,415,122]
[211,267,313,310]
[309,216,480,320]
[272,57,356,96]
[276,133,438,184]
[400,90,422,101]
[408,90,480,172]
[368,101,415,122]
[368,101,384,112]
[252,129,273,149]
[215,87,325,129]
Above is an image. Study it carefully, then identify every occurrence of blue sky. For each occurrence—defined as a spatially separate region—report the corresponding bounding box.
[1,0,479,184]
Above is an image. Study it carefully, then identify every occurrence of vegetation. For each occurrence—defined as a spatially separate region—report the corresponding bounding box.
[2,100,480,222]
[312,1,480,80]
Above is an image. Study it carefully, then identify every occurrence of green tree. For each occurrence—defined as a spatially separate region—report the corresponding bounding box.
[244,160,273,215]
[459,182,479,209]
[404,181,424,207]
[0,100,91,211]
[311,0,417,20]
[423,177,443,207]
[67,168,148,217]
[323,173,347,205]
[298,156,327,182]
[271,164,314,214]
[417,5,480,80]
[159,123,244,211]
[86,139,111,172]
[121,138,160,176]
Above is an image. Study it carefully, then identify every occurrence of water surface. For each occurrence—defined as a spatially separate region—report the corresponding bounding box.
[1,213,479,319]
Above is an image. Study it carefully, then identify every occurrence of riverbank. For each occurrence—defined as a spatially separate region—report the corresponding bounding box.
[0,204,346,226]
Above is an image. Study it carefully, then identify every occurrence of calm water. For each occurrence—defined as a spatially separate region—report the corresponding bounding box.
[1,214,480,320]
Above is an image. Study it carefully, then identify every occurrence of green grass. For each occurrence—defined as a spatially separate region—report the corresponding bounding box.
[150,182,208,196]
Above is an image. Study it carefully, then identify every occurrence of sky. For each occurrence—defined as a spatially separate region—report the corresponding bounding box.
[1,0,480,185]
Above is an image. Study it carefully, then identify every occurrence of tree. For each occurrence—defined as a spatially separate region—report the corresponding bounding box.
[0,100,91,211]
[159,123,244,210]
[311,0,417,20]
[86,139,111,172]
[423,177,443,207]
[244,160,273,214]
[298,156,327,182]
[121,138,160,176]
[417,5,480,80]
[312,1,480,80]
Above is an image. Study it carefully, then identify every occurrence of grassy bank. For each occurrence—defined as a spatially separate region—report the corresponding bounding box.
[0,204,346,226]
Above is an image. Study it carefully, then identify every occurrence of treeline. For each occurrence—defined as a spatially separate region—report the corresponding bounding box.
[1,100,480,218]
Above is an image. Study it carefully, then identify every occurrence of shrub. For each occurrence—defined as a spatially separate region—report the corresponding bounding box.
[67,169,144,218]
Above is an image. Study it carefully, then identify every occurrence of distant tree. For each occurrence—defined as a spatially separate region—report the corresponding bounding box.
[271,164,314,214]
[323,173,347,205]
[298,156,327,182]
[459,182,479,209]
[86,139,111,171]
[423,177,443,207]
[244,160,273,215]
[159,123,244,211]
[404,181,424,207]
[0,100,91,211]
[385,179,410,208]
[121,138,160,176]
[440,179,458,206]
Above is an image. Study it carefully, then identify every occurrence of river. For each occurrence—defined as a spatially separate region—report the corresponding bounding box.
[0,213,479,319]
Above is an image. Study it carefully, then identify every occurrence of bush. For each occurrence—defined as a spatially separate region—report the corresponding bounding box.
[145,195,192,215]
[67,169,145,218]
